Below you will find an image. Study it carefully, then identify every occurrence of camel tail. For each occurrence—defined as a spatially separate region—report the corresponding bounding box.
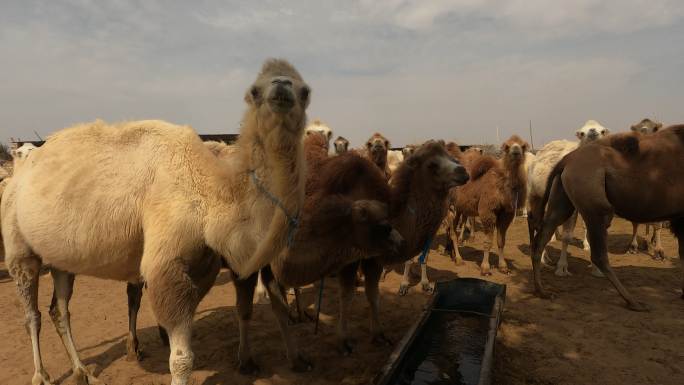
[538,156,568,230]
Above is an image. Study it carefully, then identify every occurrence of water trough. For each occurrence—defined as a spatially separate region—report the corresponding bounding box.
[374,278,506,385]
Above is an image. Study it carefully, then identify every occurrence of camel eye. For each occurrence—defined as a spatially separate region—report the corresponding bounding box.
[300,86,310,102]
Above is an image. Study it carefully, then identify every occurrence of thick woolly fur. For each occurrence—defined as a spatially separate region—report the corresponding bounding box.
[2,58,310,385]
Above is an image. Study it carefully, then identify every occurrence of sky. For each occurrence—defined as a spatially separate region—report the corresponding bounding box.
[1,0,683,148]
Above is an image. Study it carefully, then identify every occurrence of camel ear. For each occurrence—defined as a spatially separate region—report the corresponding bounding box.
[575,130,585,139]
[630,124,638,132]
[327,131,332,140]
[501,143,510,152]
[245,85,261,105]
[437,139,446,147]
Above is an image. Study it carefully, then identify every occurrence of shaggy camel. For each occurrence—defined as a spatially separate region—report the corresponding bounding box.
[531,125,684,311]
[238,151,404,370]
[443,146,482,252]
[521,151,536,217]
[305,119,333,150]
[449,135,529,275]
[627,118,666,260]
[527,120,610,276]
[365,132,391,178]
[2,59,310,385]
[339,141,469,351]
[333,136,350,155]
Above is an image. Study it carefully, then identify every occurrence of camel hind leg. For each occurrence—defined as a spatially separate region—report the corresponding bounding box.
[531,176,575,298]
[628,222,640,254]
[233,271,259,374]
[145,248,221,385]
[650,222,665,261]
[583,213,647,311]
[126,282,144,361]
[361,259,392,345]
[555,211,578,277]
[668,218,684,299]
[338,261,360,355]
[49,269,104,385]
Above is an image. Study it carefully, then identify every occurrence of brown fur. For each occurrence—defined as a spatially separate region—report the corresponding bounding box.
[445,142,462,158]
[365,132,391,178]
[531,124,684,310]
[448,135,529,274]
[304,132,330,196]
[335,140,469,348]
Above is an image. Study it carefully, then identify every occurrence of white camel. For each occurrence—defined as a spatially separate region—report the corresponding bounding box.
[527,119,610,276]
[2,59,310,385]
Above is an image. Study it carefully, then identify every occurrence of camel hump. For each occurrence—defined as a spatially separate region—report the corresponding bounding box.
[608,133,640,156]
[470,156,498,180]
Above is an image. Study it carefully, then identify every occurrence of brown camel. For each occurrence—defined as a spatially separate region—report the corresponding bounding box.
[449,135,529,275]
[338,140,469,352]
[365,132,391,178]
[334,136,350,155]
[627,118,666,260]
[531,125,684,311]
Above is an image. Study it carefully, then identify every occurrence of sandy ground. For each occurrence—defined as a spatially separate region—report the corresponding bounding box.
[1,218,682,385]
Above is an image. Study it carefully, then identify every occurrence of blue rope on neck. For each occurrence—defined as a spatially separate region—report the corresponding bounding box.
[249,170,299,247]
[418,236,432,264]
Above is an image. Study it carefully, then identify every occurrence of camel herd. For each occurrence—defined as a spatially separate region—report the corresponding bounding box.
[1,59,682,385]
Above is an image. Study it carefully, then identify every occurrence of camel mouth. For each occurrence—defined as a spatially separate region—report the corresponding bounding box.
[267,86,295,113]
[449,173,470,188]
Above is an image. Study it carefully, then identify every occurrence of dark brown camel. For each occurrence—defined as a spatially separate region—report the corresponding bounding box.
[531,125,684,311]
[334,135,350,155]
[338,140,469,352]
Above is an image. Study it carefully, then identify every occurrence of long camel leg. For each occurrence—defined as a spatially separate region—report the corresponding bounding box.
[255,271,271,304]
[555,211,578,276]
[670,219,684,299]
[628,222,640,254]
[49,269,104,385]
[338,261,360,355]
[496,215,513,274]
[259,267,312,372]
[531,177,575,298]
[480,220,495,276]
[361,259,392,345]
[651,222,665,261]
[419,254,434,292]
[398,260,412,296]
[126,281,144,361]
[9,253,53,385]
[450,211,465,265]
[146,249,220,385]
[233,272,259,374]
[584,213,647,311]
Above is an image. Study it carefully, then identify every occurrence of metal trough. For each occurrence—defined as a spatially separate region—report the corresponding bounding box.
[374,278,506,385]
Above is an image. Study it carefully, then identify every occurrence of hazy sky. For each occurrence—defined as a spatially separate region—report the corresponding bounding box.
[1,1,683,148]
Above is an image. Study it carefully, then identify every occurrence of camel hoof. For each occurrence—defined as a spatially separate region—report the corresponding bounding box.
[590,267,605,278]
[421,282,434,293]
[583,243,591,251]
[453,258,465,266]
[554,267,572,277]
[74,367,104,385]
[125,347,144,362]
[372,333,393,347]
[480,269,492,276]
[339,338,356,356]
[32,370,54,385]
[652,250,665,261]
[255,294,270,305]
[626,301,650,312]
[398,284,409,296]
[238,357,260,375]
[291,355,313,372]
[627,245,638,254]
[536,290,555,300]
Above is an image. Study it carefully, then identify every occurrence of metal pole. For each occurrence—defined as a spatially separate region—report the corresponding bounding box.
[528,120,534,150]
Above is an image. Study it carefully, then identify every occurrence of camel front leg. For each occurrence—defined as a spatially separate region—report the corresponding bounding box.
[650,223,665,261]
[419,254,434,292]
[480,226,494,276]
[233,272,260,374]
[495,216,513,274]
[361,259,392,345]
[255,271,271,304]
[450,211,465,265]
[260,267,312,372]
[556,211,578,277]
[49,269,104,385]
[126,282,144,361]
[338,262,359,355]
[11,255,53,385]
[398,260,412,296]
[628,222,640,254]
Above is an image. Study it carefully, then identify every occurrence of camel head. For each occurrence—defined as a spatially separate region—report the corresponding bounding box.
[305,119,333,150]
[405,140,469,190]
[304,130,328,151]
[366,133,390,165]
[244,58,310,136]
[334,136,349,155]
[501,135,529,163]
[630,118,662,134]
[576,120,610,144]
[11,143,38,170]
[350,200,404,256]
[402,144,417,158]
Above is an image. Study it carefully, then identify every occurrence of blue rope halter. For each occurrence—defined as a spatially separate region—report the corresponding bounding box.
[249,170,299,247]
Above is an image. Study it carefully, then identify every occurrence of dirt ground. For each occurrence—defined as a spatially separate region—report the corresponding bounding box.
[1,218,682,385]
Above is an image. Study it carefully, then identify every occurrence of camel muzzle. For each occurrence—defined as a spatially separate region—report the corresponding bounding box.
[267,84,295,112]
